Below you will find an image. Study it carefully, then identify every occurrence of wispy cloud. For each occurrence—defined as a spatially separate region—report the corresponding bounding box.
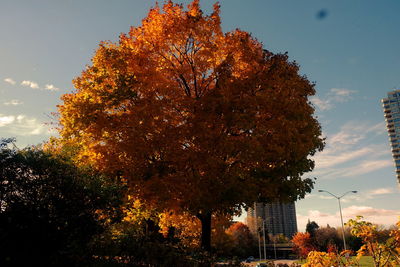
[311,97,332,111]
[0,113,56,136]
[330,88,356,101]
[297,206,400,231]
[311,88,357,111]
[4,99,23,106]
[312,121,391,179]
[44,84,60,91]
[315,159,392,179]
[21,80,39,89]
[4,78,16,85]
[369,188,394,195]
[310,187,398,204]
[316,147,375,169]
[329,122,386,146]
[343,205,399,217]
[340,187,397,203]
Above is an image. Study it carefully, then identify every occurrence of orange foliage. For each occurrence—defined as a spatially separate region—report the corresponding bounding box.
[57,0,323,249]
[291,232,317,258]
[226,222,254,248]
[159,210,201,248]
[159,210,232,249]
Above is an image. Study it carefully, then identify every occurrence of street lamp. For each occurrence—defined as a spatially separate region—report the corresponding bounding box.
[318,189,357,251]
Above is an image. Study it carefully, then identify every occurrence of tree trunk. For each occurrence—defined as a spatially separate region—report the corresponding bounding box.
[197,211,212,252]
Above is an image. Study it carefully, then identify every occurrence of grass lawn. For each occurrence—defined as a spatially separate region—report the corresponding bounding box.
[357,256,373,266]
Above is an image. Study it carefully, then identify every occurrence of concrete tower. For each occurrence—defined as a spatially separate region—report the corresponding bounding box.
[382,90,400,182]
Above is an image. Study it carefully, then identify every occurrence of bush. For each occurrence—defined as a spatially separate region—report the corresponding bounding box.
[0,141,123,267]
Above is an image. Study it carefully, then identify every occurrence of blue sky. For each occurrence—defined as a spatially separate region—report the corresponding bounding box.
[1,0,399,231]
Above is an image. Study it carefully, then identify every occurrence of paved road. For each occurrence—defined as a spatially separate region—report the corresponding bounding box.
[243,259,297,266]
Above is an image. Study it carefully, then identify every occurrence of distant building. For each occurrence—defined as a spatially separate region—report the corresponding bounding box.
[247,201,298,239]
[382,90,400,182]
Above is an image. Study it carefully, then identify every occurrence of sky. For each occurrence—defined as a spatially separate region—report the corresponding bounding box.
[1,0,400,232]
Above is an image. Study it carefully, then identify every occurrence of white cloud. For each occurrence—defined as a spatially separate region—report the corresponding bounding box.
[348,160,392,176]
[329,131,365,146]
[311,121,391,179]
[369,188,394,196]
[21,80,39,89]
[319,195,335,200]
[0,113,56,136]
[330,88,356,100]
[310,97,332,111]
[312,88,357,111]
[4,78,16,85]
[328,121,384,146]
[3,99,23,106]
[315,157,392,179]
[368,122,387,135]
[297,206,400,231]
[341,187,397,203]
[316,159,392,179]
[44,84,60,91]
[304,194,335,200]
[0,115,15,127]
[312,187,398,204]
[19,80,60,91]
[343,206,400,218]
[315,147,373,169]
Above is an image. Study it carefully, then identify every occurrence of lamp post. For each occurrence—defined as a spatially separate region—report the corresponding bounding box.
[318,189,357,251]
[255,204,262,261]
[262,220,267,261]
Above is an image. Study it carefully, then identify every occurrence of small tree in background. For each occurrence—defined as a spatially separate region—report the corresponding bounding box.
[292,232,317,259]
[226,222,257,257]
[306,220,319,238]
[314,225,341,252]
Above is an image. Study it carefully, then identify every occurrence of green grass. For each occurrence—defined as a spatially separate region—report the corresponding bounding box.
[356,256,373,266]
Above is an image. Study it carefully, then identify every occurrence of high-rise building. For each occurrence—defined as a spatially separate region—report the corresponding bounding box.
[247,201,298,238]
[382,90,400,182]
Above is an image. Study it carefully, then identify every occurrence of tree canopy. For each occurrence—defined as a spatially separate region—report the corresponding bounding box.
[58,0,324,250]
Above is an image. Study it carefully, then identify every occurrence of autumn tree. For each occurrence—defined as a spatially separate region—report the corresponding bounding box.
[226,222,256,257]
[292,232,317,259]
[347,216,400,267]
[58,0,324,251]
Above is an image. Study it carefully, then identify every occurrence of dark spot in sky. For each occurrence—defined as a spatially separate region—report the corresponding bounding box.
[316,9,328,20]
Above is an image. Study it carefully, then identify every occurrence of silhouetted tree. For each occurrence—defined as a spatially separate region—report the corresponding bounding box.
[314,226,341,251]
[0,139,123,267]
[306,220,319,237]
